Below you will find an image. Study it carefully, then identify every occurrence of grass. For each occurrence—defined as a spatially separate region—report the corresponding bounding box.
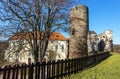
[64,52,120,79]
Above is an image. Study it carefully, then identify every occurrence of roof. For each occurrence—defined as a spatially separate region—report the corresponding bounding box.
[10,32,67,41]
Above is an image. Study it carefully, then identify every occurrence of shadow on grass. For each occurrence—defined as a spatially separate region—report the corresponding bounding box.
[63,53,113,79]
[79,53,112,73]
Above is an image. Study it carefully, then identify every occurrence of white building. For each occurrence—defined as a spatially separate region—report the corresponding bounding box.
[5,32,68,64]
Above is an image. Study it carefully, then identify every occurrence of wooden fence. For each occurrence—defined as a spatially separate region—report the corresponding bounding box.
[0,52,110,79]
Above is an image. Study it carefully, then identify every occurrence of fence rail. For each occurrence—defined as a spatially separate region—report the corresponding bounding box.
[0,52,110,79]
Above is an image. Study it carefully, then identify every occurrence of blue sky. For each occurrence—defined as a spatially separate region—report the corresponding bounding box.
[0,0,120,44]
[76,0,120,44]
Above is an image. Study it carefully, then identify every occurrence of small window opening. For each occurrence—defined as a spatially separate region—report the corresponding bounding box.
[72,28,75,35]
[103,36,105,38]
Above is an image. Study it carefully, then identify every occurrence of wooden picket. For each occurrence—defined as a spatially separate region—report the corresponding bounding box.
[0,52,110,79]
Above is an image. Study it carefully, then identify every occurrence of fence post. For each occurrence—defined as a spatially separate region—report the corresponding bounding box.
[7,65,11,79]
[81,57,85,69]
[0,67,1,77]
[41,61,46,79]
[71,59,73,73]
[12,65,15,79]
[20,64,24,79]
[51,60,55,78]
[56,60,60,78]
[61,60,63,78]
[68,59,70,75]
[74,58,77,73]
[73,59,75,73]
[95,54,97,63]
[28,63,33,79]
[65,59,68,75]
[47,61,51,78]
[35,62,41,79]
[3,65,8,79]
[15,64,19,79]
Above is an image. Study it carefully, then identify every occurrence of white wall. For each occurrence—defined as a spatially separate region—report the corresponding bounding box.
[5,40,34,64]
[5,40,68,63]
[45,40,68,61]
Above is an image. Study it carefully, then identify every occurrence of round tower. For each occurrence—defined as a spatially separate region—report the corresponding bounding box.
[69,5,89,58]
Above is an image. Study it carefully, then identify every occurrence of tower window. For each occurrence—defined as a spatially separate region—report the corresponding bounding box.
[72,28,75,35]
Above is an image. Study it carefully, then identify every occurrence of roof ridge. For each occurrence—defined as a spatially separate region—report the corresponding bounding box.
[10,32,67,41]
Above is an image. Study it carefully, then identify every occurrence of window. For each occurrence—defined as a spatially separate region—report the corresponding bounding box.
[55,44,58,52]
[51,41,53,43]
[58,54,61,58]
[72,28,75,35]
[103,36,105,38]
[61,44,64,52]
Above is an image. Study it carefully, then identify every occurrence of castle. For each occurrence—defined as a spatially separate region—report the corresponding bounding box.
[69,5,113,58]
[4,5,113,63]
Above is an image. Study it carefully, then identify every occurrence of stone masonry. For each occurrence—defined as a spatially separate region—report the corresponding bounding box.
[69,5,89,58]
[69,5,113,58]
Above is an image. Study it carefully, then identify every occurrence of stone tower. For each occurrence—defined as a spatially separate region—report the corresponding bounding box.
[69,5,89,58]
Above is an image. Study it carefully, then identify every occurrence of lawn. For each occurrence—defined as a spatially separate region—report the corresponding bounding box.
[64,52,120,79]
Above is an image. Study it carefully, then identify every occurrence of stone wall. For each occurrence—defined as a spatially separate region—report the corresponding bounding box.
[87,30,113,54]
[87,31,98,55]
[69,5,89,58]
[97,30,113,52]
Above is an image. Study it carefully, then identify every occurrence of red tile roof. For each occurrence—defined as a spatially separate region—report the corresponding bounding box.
[10,32,67,41]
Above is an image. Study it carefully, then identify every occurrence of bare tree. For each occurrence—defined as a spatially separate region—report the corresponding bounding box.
[0,0,73,63]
